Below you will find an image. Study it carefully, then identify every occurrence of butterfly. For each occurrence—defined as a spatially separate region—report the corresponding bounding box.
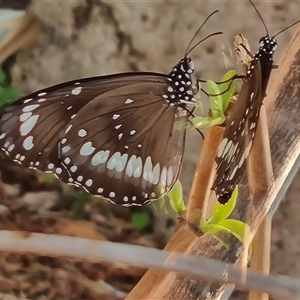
[212,0,300,204]
[0,11,222,207]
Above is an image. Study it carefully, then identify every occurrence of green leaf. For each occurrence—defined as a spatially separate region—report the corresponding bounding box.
[168,180,186,214]
[200,223,231,249]
[219,70,238,112]
[152,196,168,213]
[207,80,224,120]
[0,67,6,85]
[218,219,248,245]
[131,211,151,230]
[209,186,238,224]
[0,87,20,106]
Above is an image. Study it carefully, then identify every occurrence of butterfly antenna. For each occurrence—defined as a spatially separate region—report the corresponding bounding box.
[185,10,219,57]
[185,31,223,57]
[273,19,300,38]
[248,0,269,36]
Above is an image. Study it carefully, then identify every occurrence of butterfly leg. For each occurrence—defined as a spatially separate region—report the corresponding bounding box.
[195,79,210,97]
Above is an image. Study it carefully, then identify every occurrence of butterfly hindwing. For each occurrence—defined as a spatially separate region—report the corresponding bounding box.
[60,80,189,206]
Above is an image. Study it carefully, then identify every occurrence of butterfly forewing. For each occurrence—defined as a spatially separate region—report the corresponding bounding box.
[0,72,191,206]
[212,59,263,203]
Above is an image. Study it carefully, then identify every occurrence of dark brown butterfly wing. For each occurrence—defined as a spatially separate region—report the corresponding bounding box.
[212,59,263,203]
[0,73,189,206]
[60,81,188,206]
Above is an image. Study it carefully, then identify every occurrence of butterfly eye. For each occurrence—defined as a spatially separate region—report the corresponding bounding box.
[259,37,266,48]
[272,43,278,51]
[188,59,195,73]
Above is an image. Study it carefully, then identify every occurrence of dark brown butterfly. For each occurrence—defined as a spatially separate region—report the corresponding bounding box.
[212,0,300,204]
[0,11,221,206]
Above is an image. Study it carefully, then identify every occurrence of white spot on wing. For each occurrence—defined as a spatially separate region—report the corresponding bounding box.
[80,141,95,156]
[70,165,77,172]
[19,112,32,122]
[167,167,174,186]
[23,105,39,112]
[78,129,87,137]
[160,166,167,184]
[125,98,134,104]
[65,124,72,134]
[85,179,93,187]
[20,115,39,136]
[91,150,110,166]
[23,136,34,151]
[107,152,121,170]
[152,163,160,184]
[72,87,82,95]
[143,156,153,183]
[217,138,228,158]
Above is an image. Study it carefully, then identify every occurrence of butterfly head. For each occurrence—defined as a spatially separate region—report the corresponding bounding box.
[164,57,196,107]
[258,36,278,55]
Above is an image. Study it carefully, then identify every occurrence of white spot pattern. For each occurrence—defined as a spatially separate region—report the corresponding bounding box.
[71,87,82,95]
[80,142,95,156]
[23,136,34,151]
[125,98,134,104]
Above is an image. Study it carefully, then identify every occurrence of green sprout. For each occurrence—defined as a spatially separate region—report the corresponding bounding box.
[152,180,186,214]
[192,70,238,129]
[167,180,186,214]
[131,210,152,230]
[200,186,247,249]
[0,66,20,107]
[161,177,247,249]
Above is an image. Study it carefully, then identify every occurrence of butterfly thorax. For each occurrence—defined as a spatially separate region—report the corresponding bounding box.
[256,36,278,89]
[163,57,196,108]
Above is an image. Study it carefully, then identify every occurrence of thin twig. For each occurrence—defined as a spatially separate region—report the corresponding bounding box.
[247,106,273,300]
[0,230,299,299]
[186,126,224,225]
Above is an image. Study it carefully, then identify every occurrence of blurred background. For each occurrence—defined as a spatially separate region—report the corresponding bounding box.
[0,0,299,299]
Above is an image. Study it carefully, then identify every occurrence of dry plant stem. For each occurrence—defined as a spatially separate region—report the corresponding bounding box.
[1,230,300,300]
[0,12,39,64]
[185,126,224,225]
[247,106,272,300]
[249,216,271,300]
[127,26,300,300]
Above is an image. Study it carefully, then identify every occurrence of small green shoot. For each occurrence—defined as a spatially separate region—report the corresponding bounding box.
[200,186,247,248]
[152,180,186,214]
[39,172,57,183]
[218,70,238,112]
[131,211,151,230]
[167,180,186,214]
[0,67,20,107]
